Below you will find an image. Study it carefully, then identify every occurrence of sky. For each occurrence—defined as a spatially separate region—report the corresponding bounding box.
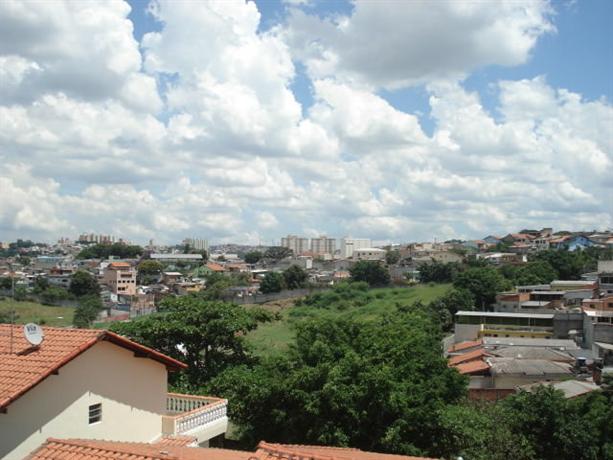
[0,0,612,245]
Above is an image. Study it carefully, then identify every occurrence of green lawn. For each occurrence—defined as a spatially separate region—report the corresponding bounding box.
[0,299,74,327]
[246,283,451,357]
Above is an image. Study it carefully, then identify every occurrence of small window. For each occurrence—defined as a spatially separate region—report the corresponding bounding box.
[89,403,102,424]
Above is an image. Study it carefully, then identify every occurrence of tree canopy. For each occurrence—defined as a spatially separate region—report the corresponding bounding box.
[260,271,285,293]
[283,265,308,290]
[76,242,143,259]
[244,251,263,264]
[453,267,509,308]
[73,295,103,328]
[264,246,293,260]
[69,270,100,298]
[111,296,272,388]
[349,260,390,286]
[210,306,467,454]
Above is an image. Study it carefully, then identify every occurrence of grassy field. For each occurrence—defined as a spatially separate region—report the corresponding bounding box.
[0,299,74,327]
[246,283,451,357]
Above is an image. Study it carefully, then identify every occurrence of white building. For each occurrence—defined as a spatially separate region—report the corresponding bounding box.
[310,236,336,256]
[353,247,386,261]
[0,324,227,459]
[340,238,372,259]
[183,238,209,252]
[280,235,310,256]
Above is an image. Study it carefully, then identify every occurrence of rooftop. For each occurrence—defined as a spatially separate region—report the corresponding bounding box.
[29,439,436,460]
[488,358,572,376]
[0,324,186,410]
[482,337,580,349]
[455,311,554,319]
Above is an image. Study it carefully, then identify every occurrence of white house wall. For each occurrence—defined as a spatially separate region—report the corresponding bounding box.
[0,341,167,459]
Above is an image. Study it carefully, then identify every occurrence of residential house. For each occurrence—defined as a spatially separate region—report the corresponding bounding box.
[0,325,228,459]
[103,262,137,296]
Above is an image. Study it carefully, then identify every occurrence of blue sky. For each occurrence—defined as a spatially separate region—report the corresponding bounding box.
[1,0,611,244]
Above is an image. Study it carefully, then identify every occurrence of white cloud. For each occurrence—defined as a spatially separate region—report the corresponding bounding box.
[0,0,610,245]
[285,0,554,89]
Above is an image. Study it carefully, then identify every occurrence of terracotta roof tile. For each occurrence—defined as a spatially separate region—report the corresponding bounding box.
[447,340,482,353]
[0,324,186,410]
[28,439,251,460]
[29,439,437,460]
[448,348,487,366]
[255,442,437,460]
[453,360,490,375]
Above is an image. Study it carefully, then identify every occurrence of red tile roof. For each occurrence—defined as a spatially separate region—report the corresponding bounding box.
[256,442,437,460]
[447,340,482,353]
[206,262,226,272]
[0,324,186,410]
[28,439,437,460]
[108,262,131,269]
[453,360,490,375]
[448,348,488,366]
[28,439,251,460]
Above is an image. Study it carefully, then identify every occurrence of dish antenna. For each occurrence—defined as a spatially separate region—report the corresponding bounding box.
[24,323,44,346]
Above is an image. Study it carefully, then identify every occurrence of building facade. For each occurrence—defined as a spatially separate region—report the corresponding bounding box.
[340,238,372,259]
[310,236,336,256]
[280,235,310,256]
[103,262,137,296]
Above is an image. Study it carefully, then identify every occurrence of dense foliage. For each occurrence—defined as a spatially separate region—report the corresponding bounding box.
[76,242,143,259]
[453,267,510,308]
[438,387,613,460]
[73,295,103,328]
[210,306,467,455]
[282,265,308,290]
[264,246,293,260]
[418,261,462,283]
[349,260,390,286]
[260,271,285,293]
[111,296,272,388]
[69,270,100,298]
[244,251,263,264]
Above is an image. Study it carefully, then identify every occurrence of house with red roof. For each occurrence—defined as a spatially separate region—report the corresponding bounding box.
[0,324,228,459]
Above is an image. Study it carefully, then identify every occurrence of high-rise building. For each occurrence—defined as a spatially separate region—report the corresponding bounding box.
[281,235,310,255]
[183,237,209,252]
[310,236,336,256]
[340,237,372,259]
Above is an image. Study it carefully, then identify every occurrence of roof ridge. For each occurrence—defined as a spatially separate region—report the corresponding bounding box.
[257,442,337,460]
[44,438,180,459]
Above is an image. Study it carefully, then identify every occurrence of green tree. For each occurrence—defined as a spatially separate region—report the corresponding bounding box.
[533,249,595,280]
[69,270,101,298]
[260,272,285,293]
[77,242,143,259]
[73,295,103,328]
[0,277,12,290]
[40,286,71,305]
[453,267,509,308]
[385,249,401,265]
[349,260,390,286]
[283,265,308,290]
[13,285,27,301]
[137,260,163,284]
[210,307,467,453]
[111,296,271,388]
[244,251,263,264]
[264,246,293,260]
[418,261,461,283]
[428,288,475,332]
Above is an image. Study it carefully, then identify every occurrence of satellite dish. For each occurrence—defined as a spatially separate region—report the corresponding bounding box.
[24,323,44,346]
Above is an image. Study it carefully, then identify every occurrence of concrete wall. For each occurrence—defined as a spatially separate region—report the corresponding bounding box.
[0,341,167,459]
[553,312,584,339]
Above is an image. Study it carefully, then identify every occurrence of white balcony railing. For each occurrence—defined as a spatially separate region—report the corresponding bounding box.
[162,393,228,437]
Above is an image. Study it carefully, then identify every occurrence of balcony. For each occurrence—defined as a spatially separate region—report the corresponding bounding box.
[162,393,228,444]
